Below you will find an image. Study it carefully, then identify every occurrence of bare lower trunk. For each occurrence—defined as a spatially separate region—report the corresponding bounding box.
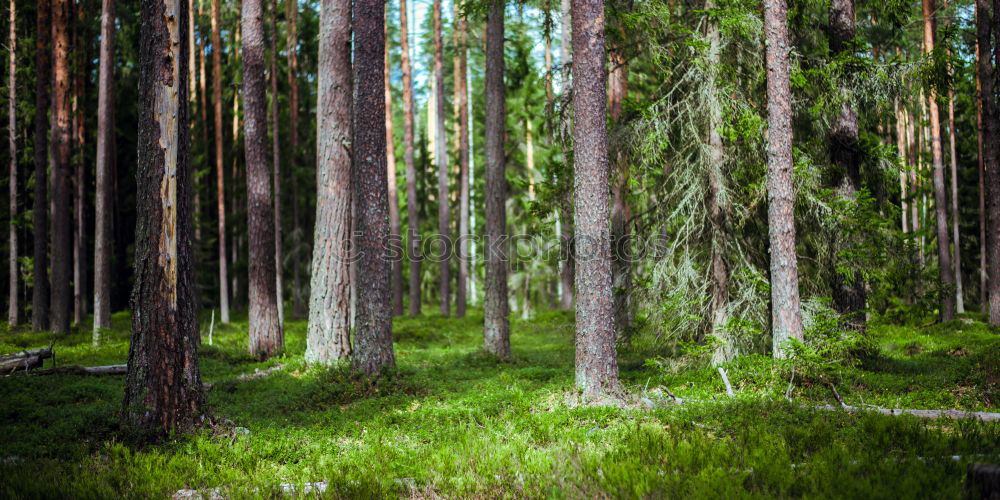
[484,0,510,359]
[947,90,964,313]
[211,0,230,324]
[608,30,629,337]
[32,0,51,332]
[558,0,574,311]
[976,42,988,313]
[385,12,403,317]
[288,0,304,319]
[764,0,804,356]
[7,0,18,327]
[895,99,909,234]
[707,0,732,364]
[352,0,395,374]
[122,0,202,438]
[93,0,116,338]
[454,7,469,318]
[73,1,88,325]
[572,0,620,396]
[306,0,353,364]
[269,0,284,327]
[50,0,73,335]
[401,0,421,317]
[977,0,1000,323]
[433,0,450,317]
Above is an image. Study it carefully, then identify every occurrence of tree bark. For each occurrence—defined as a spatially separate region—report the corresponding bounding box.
[242,0,282,359]
[352,0,395,374]
[386,11,403,317]
[268,0,284,327]
[93,0,116,339]
[32,0,51,332]
[72,0,88,325]
[287,0,304,319]
[400,0,421,317]
[559,0,574,311]
[7,0,18,327]
[454,3,469,318]
[122,0,202,438]
[895,98,909,234]
[306,0,353,364]
[976,41,989,314]
[828,0,867,330]
[922,0,957,321]
[50,0,73,335]
[484,0,510,359]
[211,0,230,324]
[572,0,620,396]
[764,0,804,357]
[608,14,629,336]
[977,0,1000,324]
[948,91,964,313]
[432,0,451,317]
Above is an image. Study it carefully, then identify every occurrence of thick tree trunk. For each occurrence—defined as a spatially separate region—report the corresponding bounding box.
[572,0,620,396]
[386,11,403,317]
[454,6,469,318]
[50,0,73,335]
[306,0,353,364]
[559,0,575,311]
[7,0,18,327]
[764,0,804,357]
[432,0,451,317]
[72,0,88,325]
[400,0,421,317]
[287,0,304,319]
[352,0,395,374]
[32,0,51,332]
[922,0,957,321]
[829,0,867,330]
[242,0,282,359]
[211,0,230,324]
[484,0,510,359]
[977,0,1000,324]
[93,0,116,338]
[268,0,284,327]
[122,0,202,438]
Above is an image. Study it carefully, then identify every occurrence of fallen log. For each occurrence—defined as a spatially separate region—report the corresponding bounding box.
[29,364,127,376]
[813,405,1000,422]
[173,481,328,499]
[0,347,54,373]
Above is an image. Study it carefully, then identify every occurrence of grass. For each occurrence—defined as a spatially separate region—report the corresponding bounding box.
[1,309,999,498]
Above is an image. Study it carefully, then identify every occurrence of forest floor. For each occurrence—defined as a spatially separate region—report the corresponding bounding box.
[1,310,999,497]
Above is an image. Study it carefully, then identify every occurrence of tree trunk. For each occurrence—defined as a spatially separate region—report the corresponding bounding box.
[50,0,73,335]
[454,5,469,318]
[922,0,957,322]
[242,0,282,359]
[432,0,451,317]
[7,0,18,327]
[484,0,510,359]
[948,90,964,313]
[400,0,421,317]
[352,0,395,374]
[608,17,629,337]
[287,0,304,319]
[977,0,1000,324]
[72,0,88,325]
[122,0,202,438]
[386,11,403,317]
[32,0,51,332]
[559,0,574,311]
[895,99,909,234]
[976,41,988,313]
[268,0,284,327]
[211,0,230,324]
[829,0,867,330]
[306,0,353,364]
[572,0,620,396]
[764,0,804,357]
[93,0,116,338]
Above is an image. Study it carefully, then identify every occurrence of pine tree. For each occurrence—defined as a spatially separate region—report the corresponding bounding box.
[50,0,73,334]
[7,0,17,327]
[32,0,51,332]
[211,0,231,323]
[400,0,421,317]
[93,0,116,338]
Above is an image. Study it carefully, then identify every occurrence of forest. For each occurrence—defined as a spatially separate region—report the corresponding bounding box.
[1,0,1000,495]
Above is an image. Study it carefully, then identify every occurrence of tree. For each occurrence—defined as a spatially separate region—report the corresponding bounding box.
[32,0,51,332]
[352,0,396,374]
[287,0,304,318]
[433,0,451,316]
[306,0,353,364]
[72,0,88,325]
[269,0,284,327]
[242,0,283,358]
[558,0,574,311]
[122,0,202,438]
[211,0,231,323]
[400,0,421,317]
[977,0,999,323]
[572,0,619,395]
[922,0,956,322]
[828,0,866,330]
[763,0,804,357]
[484,0,510,359]
[454,5,469,318]
[608,5,629,335]
[50,0,73,334]
[6,0,17,327]
[386,10,403,317]
[93,0,116,339]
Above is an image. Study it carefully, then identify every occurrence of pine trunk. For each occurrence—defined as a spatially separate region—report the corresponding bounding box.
[572,0,620,396]
[122,0,202,438]
[400,0,421,317]
[288,0,304,319]
[948,90,964,313]
[72,0,88,325]
[484,0,510,359]
[93,0,116,337]
[976,41,988,313]
[33,0,51,332]
[50,0,73,334]
[386,11,403,317]
[764,0,804,356]
[352,0,396,374]
[454,6,469,318]
[977,0,1000,323]
[707,0,732,364]
[268,0,284,327]
[305,0,353,364]
[7,0,18,327]
[608,21,629,337]
[433,0,450,317]
[559,0,574,311]
[922,0,957,321]
[211,0,230,323]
